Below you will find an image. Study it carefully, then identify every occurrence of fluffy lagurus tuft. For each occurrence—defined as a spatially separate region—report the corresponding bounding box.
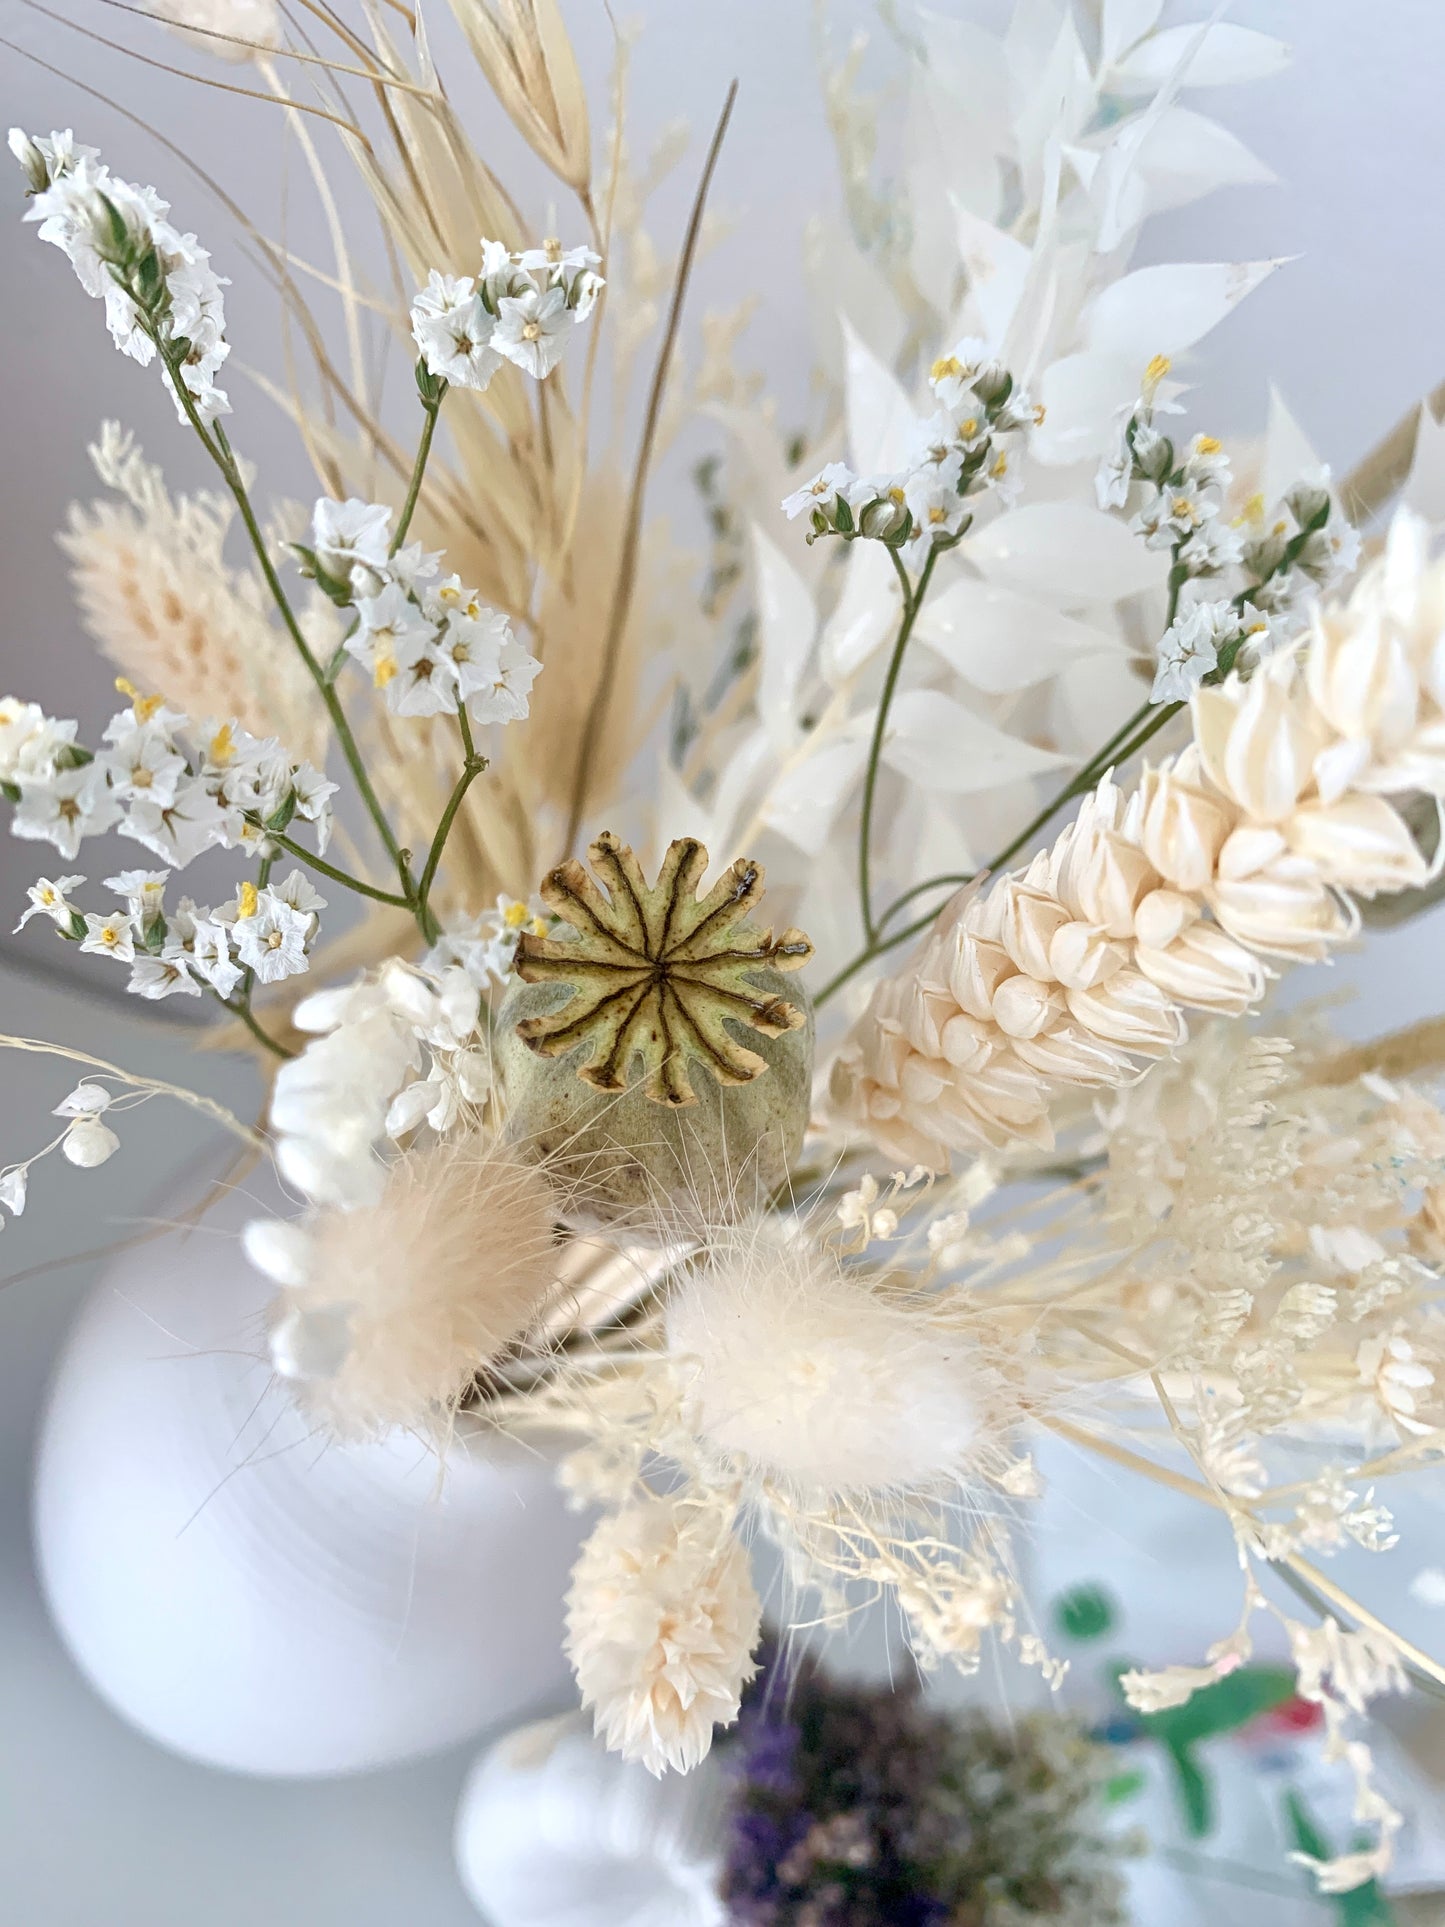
[665,1219,988,1496]
[566,1495,761,1776]
[263,1132,560,1440]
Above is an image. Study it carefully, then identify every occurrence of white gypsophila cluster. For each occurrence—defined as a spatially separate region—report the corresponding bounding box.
[410,240,603,390]
[301,499,541,724]
[264,959,491,1209]
[11,129,231,424]
[565,1494,761,1777]
[3,691,333,1001]
[1095,361,1361,703]
[425,892,551,987]
[782,335,1038,572]
[832,510,1445,1169]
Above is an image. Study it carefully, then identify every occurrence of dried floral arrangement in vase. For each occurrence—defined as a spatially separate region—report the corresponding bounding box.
[4,0,1445,1904]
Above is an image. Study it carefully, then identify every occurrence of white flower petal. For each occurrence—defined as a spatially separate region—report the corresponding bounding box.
[967,503,1167,604]
[915,577,1124,695]
[1109,24,1290,94]
[53,1081,111,1118]
[750,525,818,748]
[241,1217,313,1287]
[881,691,1070,795]
[842,317,917,474]
[1083,258,1286,366]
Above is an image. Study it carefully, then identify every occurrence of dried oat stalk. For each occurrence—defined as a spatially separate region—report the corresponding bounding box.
[514,833,813,1106]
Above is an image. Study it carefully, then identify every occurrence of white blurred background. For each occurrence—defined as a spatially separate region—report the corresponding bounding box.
[4,1,1445,1921]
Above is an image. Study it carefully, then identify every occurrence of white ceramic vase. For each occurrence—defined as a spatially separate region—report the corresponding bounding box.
[32,1177,585,1776]
[454,1713,727,1927]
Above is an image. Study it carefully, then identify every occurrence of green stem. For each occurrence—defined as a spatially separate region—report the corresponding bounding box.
[245,819,414,907]
[223,993,294,1060]
[162,352,415,910]
[858,545,936,943]
[415,712,487,941]
[392,385,445,555]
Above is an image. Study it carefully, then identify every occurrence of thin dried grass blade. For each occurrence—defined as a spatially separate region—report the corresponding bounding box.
[447,0,591,191]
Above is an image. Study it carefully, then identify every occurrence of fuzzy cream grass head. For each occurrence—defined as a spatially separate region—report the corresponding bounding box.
[665,1214,1007,1499]
[268,1131,561,1442]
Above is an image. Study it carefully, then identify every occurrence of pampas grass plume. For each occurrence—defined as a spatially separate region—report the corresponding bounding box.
[665,1218,989,1496]
[269,1133,560,1441]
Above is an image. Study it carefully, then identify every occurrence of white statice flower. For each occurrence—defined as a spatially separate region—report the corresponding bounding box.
[566,1496,761,1775]
[462,622,542,725]
[1133,477,1220,549]
[7,129,97,194]
[927,336,993,413]
[14,874,84,934]
[53,1082,121,1168]
[906,411,968,480]
[383,628,458,720]
[781,461,855,521]
[902,471,967,560]
[426,894,549,987]
[119,775,228,867]
[492,284,571,379]
[0,699,78,783]
[389,539,442,597]
[410,271,500,391]
[11,763,119,861]
[97,724,186,806]
[167,904,244,1000]
[309,497,392,597]
[1152,599,1241,704]
[346,582,436,690]
[127,955,200,999]
[79,909,136,964]
[230,880,313,984]
[269,961,488,1208]
[1179,517,1245,576]
[103,867,169,925]
[16,134,232,422]
[286,762,337,851]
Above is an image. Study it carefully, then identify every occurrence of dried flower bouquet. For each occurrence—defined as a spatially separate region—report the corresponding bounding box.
[4,1,1445,1900]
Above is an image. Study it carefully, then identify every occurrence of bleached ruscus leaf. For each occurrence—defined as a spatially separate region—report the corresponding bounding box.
[513,833,813,1107]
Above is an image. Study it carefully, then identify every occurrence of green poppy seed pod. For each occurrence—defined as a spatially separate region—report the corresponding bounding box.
[495,964,814,1227]
[495,834,815,1226]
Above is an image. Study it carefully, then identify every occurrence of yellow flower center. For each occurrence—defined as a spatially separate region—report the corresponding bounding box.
[503,900,531,928]
[100,926,121,947]
[374,652,398,689]
[237,881,259,920]
[931,355,965,383]
[1195,434,1222,455]
[209,723,235,766]
[1143,352,1171,392]
[114,677,165,724]
[522,320,542,341]
[131,766,153,789]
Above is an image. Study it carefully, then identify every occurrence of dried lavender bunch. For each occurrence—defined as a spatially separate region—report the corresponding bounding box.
[719,1648,1128,1926]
